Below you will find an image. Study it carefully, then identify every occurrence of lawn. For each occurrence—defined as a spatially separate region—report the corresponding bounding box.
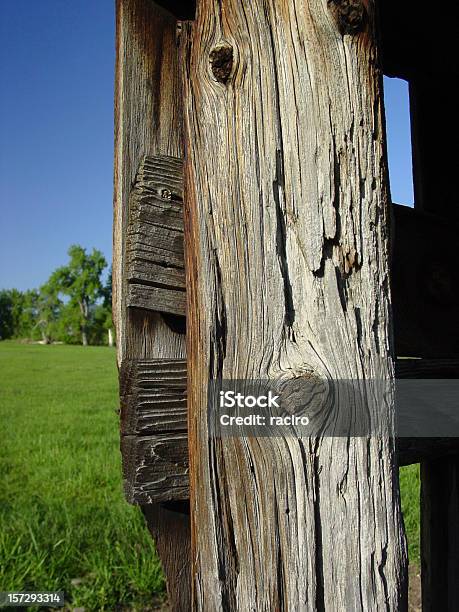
[0,342,165,610]
[0,341,420,609]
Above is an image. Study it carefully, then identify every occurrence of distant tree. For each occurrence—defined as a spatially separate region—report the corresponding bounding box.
[35,283,62,344]
[0,290,14,339]
[50,245,107,346]
[0,289,32,339]
[16,290,35,338]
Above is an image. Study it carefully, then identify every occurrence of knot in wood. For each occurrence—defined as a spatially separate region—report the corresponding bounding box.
[161,188,172,201]
[328,0,367,35]
[209,44,234,84]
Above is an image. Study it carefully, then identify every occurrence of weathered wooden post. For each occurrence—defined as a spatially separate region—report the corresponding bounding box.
[105,1,459,610]
[181,0,407,609]
[113,1,191,609]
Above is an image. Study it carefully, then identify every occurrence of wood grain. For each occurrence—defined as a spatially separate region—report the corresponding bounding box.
[126,155,186,292]
[120,358,187,436]
[122,433,189,503]
[118,357,459,492]
[128,283,186,316]
[114,1,190,609]
[182,1,407,608]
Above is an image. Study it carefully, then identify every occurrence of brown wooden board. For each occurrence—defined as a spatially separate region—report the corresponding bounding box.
[114,1,190,609]
[181,3,407,608]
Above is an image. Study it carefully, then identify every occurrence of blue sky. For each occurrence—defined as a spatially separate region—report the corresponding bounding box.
[0,1,413,291]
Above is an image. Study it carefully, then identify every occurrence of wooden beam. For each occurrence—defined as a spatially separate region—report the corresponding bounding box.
[182,2,407,608]
[120,358,187,436]
[421,458,459,611]
[119,357,459,499]
[124,195,459,357]
[407,55,459,612]
[121,433,189,503]
[379,2,459,79]
[153,0,195,20]
[392,204,459,358]
[128,283,186,316]
[114,1,190,609]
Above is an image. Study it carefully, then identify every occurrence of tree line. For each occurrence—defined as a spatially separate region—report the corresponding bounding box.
[0,245,114,346]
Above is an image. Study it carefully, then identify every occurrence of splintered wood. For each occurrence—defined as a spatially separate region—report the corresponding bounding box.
[182,0,407,609]
[126,156,186,316]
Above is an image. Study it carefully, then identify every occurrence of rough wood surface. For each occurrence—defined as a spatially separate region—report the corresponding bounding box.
[126,155,185,293]
[114,2,190,610]
[117,357,459,491]
[121,433,189,503]
[142,503,191,612]
[124,194,459,357]
[128,283,186,316]
[120,358,187,436]
[421,458,459,611]
[182,1,407,609]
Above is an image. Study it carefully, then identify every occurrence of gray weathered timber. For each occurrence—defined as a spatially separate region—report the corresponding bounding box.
[182,1,407,609]
[128,283,186,316]
[122,433,189,503]
[118,358,459,493]
[114,1,190,609]
[142,503,191,612]
[126,183,459,357]
[126,155,186,292]
[120,358,187,435]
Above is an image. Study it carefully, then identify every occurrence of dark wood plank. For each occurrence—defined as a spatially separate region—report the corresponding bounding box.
[392,204,459,358]
[121,433,189,503]
[142,503,191,612]
[421,458,459,611]
[120,356,459,501]
[395,359,459,379]
[398,439,459,467]
[406,64,459,611]
[121,195,459,355]
[120,435,459,493]
[128,283,186,316]
[126,155,185,293]
[120,358,187,435]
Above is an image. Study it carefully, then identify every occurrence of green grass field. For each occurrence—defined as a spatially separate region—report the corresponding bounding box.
[0,342,165,610]
[0,341,420,609]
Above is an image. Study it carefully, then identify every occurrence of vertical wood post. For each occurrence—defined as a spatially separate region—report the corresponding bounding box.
[114,1,190,609]
[182,0,407,609]
[420,459,459,610]
[410,76,459,611]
